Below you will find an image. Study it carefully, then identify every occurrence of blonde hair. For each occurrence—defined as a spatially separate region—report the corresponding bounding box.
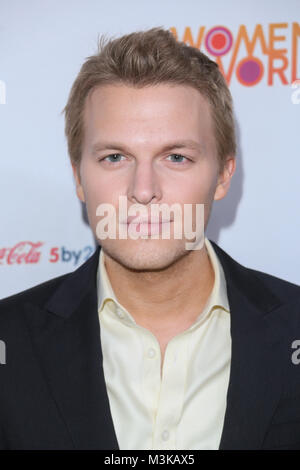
[63,27,236,173]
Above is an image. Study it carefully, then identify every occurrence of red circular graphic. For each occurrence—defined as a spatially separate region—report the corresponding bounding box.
[211,33,227,50]
[205,26,233,56]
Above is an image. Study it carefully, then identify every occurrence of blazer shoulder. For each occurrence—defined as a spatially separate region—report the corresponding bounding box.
[0,246,100,321]
[0,271,72,317]
[245,266,300,302]
[210,239,300,305]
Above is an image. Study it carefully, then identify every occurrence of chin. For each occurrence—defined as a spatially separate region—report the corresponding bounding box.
[100,238,189,272]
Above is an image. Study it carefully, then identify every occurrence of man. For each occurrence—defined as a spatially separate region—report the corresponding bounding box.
[0,27,300,450]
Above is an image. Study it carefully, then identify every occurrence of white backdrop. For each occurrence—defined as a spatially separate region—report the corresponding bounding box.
[0,0,299,299]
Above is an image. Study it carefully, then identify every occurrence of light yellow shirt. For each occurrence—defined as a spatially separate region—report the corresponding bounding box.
[97,237,231,450]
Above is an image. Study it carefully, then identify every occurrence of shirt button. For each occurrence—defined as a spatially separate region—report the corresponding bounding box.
[147,348,156,358]
[116,308,124,319]
[162,430,169,441]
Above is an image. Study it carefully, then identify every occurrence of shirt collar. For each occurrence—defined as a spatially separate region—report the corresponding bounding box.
[97,237,230,325]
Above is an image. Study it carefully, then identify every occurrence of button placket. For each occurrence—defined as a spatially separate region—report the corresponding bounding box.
[140,331,161,436]
[152,337,189,449]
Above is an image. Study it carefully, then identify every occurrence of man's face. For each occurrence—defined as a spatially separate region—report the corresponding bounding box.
[73,83,235,271]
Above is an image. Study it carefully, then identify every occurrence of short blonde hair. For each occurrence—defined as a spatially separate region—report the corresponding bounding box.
[63,27,236,173]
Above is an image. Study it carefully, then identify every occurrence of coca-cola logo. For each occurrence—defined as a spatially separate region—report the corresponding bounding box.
[0,241,43,265]
[0,242,94,266]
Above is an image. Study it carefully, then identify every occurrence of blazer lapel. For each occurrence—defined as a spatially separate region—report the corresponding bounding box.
[24,246,119,450]
[211,241,290,449]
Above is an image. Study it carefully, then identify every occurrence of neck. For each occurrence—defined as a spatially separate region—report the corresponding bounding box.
[102,244,215,329]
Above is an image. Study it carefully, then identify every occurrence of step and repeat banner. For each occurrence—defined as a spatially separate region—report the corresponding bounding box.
[0,0,299,298]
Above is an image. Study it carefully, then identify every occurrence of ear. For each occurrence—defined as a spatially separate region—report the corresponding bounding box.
[72,163,85,203]
[214,156,236,201]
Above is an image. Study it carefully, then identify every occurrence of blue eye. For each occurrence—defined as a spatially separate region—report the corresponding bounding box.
[167,154,188,163]
[103,154,125,163]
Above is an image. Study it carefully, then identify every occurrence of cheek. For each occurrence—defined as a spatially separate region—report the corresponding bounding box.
[79,162,109,203]
[83,178,125,215]
[85,184,114,211]
[197,164,219,199]
[81,159,129,204]
[175,174,216,204]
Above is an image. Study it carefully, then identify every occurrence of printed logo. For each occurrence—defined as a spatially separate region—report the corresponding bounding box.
[170,23,300,86]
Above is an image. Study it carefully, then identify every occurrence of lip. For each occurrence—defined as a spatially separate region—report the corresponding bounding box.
[123,217,172,225]
[126,220,173,236]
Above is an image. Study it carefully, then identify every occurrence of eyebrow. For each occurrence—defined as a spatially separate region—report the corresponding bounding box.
[91,140,203,154]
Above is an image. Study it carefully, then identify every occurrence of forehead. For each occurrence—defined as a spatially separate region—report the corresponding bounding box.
[82,83,215,148]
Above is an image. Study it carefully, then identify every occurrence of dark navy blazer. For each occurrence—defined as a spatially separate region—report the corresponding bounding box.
[0,240,300,449]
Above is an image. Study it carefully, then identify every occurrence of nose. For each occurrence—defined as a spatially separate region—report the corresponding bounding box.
[127,159,162,205]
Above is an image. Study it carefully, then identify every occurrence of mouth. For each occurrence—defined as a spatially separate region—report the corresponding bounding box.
[124,217,172,225]
[123,220,173,236]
